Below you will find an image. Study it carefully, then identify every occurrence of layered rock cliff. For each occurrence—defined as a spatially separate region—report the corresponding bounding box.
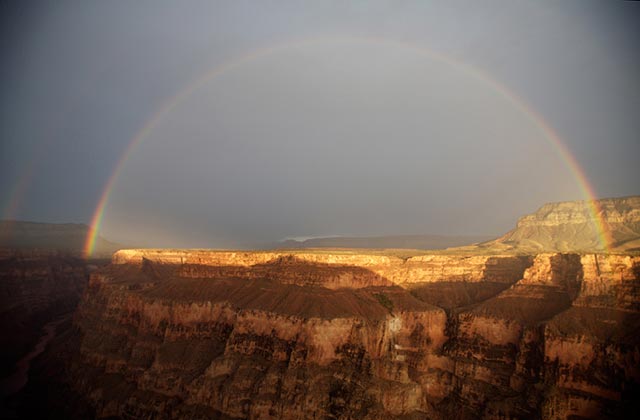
[112,249,533,287]
[485,196,640,253]
[36,248,639,419]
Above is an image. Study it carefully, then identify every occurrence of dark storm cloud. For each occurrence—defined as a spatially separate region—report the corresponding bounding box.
[1,1,638,247]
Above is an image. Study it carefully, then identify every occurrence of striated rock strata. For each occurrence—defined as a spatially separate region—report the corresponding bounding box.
[34,249,640,419]
[488,196,640,253]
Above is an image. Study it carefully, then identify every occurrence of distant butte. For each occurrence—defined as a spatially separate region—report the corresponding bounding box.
[484,195,640,253]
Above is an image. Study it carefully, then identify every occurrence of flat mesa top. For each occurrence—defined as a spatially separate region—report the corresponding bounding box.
[110,247,530,266]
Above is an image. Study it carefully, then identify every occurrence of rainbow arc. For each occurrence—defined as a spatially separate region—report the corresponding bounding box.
[81,37,612,257]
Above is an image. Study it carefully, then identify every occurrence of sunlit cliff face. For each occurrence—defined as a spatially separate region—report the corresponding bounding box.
[59,247,640,419]
[100,40,580,249]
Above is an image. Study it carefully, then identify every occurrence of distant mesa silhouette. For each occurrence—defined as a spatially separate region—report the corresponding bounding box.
[0,220,121,257]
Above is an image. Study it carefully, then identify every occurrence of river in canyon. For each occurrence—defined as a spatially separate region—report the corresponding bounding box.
[0,314,69,416]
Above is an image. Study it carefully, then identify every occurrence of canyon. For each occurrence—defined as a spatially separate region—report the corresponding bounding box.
[4,196,640,419]
[0,249,92,379]
[26,248,638,419]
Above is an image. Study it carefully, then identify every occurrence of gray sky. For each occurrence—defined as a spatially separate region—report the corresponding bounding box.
[1,1,639,248]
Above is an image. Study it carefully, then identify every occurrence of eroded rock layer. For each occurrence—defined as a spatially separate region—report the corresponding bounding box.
[491,196,640,253]
[42,249,639,419]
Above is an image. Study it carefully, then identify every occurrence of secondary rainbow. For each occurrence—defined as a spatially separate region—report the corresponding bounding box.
[83,37,612,257]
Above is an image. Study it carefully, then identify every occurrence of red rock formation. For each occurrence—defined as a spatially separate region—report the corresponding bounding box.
[29,249,640,419]
[542,254,640,419]
[491,196,640,253]
[112,249,533,286]
[72,255,450,418]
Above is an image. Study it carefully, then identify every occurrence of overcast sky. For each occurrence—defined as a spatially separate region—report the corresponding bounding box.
[1,1,639,248]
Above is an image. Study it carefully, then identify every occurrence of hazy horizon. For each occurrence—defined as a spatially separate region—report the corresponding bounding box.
[1,1,639,249]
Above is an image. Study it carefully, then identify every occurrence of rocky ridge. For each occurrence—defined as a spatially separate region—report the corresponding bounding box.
[487,196,640,253]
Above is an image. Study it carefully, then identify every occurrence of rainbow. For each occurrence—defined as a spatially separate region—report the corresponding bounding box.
[2,154,39,221]
[82,37,612,257]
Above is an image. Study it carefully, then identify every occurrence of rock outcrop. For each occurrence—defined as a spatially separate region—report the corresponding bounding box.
[485,196,640,253]
[36,248,639,419]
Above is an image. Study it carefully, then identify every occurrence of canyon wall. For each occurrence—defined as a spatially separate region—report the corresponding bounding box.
[112,249,533,286]
[44,249,639,419]
[0,249,91,379]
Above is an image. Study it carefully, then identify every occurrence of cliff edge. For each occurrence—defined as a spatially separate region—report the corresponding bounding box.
[30,248,640,419]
